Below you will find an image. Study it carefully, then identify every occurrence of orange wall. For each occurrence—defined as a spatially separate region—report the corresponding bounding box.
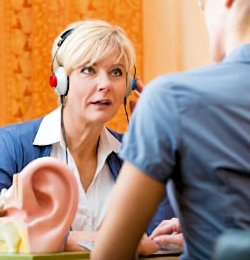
[143,0,211,84]
[0,0,211,132]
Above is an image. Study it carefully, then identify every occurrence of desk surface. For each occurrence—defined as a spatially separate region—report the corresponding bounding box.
[0,252,180,260]
[0,252,88,259]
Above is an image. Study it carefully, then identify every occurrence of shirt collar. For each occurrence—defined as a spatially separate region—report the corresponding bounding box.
[98,127,121,156]
[33,108,121,154]
[91,127,121,178]
[33,108,62,146]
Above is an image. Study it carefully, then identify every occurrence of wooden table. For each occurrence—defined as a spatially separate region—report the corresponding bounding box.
[0,251,180,259]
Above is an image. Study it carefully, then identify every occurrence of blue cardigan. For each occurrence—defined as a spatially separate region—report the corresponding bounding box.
[0,117,175,234]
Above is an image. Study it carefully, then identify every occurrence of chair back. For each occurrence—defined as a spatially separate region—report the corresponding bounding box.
[213,229,250,260]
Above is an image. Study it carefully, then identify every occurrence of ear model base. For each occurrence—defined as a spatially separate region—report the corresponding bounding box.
[50,66,69,96]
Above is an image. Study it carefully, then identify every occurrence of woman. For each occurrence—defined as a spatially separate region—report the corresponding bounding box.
[0,19,176,253]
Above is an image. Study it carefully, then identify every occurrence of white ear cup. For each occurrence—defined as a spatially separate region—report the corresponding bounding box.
[54,66,68,96]
[126,73,133,98]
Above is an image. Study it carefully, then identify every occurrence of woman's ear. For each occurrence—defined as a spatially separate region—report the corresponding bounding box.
[3,157,78,253]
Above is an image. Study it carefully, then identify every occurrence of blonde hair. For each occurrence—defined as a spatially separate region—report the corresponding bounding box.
[51,19,136,76]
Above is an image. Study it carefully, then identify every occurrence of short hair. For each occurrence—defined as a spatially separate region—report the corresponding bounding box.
[51,19,136,76]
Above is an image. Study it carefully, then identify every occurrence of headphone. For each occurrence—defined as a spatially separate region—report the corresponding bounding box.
[49,28,137,98]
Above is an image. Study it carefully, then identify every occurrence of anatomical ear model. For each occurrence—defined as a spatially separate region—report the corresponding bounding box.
[0,157,78,253]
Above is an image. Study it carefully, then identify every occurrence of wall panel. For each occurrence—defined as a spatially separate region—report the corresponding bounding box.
[0,0,210,133]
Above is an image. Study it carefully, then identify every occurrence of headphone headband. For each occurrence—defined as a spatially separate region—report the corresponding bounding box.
[57,29,74,47]
[50,27,137,97]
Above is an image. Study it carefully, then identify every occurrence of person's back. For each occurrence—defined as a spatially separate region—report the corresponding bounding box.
[142,43,250,259]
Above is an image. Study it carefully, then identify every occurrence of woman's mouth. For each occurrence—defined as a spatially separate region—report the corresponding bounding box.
[92,99,112,106]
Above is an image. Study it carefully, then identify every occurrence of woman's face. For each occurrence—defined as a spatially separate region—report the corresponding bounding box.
[66,51,127,126]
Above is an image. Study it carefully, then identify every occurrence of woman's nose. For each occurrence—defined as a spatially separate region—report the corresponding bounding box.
[97,72,111,92]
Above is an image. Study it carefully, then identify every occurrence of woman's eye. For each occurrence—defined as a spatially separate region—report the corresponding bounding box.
[81,67,95,74]
[111,68,123,77]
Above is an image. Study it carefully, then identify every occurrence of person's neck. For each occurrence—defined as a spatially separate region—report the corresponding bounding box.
[225,8,250,56]
[63,111,103,159]
[225,31,250,56]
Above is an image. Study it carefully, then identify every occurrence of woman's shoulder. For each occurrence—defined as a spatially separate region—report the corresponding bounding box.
[0,117,44,139]
[106,128,123,142]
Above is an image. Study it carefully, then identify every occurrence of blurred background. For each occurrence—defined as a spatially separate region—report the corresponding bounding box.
[0,0,211,132]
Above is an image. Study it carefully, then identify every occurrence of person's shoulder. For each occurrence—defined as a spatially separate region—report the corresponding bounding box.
[0,117,44,138]
[142,63,223,108]
[147,63,217,90]
[106,128,123,142]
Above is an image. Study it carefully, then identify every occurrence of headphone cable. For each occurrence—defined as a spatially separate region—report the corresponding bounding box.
[60,95,69,165]
[124,98,129,123]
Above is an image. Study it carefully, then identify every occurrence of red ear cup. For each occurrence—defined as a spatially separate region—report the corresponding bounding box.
[52,66,68,96]
[50,75,58,88]
[50,29,73,95]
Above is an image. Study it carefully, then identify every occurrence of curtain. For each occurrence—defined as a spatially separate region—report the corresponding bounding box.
[0,0,143,133]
